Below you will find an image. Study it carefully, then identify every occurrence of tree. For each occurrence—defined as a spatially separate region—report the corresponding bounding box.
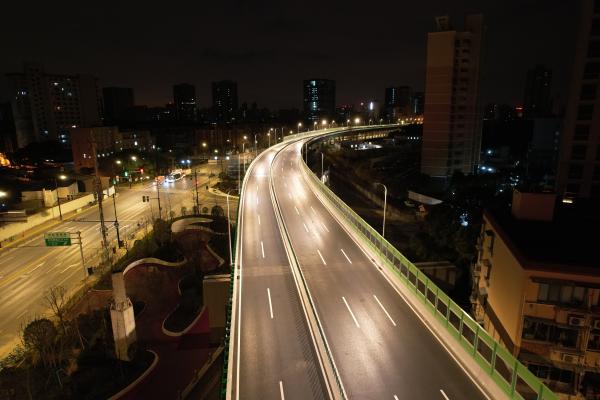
[153,219,171,247]
[22,318,58,368]
[44,286,68,336]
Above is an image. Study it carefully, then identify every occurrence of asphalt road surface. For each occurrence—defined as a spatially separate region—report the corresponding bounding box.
[269,139,488,400]
[233,146,328,400]
[0,162,235,356]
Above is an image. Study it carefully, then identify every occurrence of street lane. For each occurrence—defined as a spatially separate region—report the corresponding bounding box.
[271,140,488,400]
[234,147,327,399]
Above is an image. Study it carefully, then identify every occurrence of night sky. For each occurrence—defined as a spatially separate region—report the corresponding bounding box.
[0,1,578,110]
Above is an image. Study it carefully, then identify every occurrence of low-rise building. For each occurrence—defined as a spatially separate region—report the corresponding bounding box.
[471,190,600,398]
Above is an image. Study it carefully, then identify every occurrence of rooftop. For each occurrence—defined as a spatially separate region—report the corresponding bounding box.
[485,199,600,274]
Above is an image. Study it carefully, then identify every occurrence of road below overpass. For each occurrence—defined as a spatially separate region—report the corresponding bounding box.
[0,162,235,357]
[232,146,328,399]
[268,138,489,399]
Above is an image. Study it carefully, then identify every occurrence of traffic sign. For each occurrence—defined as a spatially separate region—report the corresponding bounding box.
[44,232,72,247]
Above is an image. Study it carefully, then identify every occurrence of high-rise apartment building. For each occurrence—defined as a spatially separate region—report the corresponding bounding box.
[303,79,336,122]
[173,83,197,122]
[103,87,134,124]
[524,65,553,118]
[212,80,238,123]
[421,15,485,178]
[6,63,102,148]
[556,0,600,199]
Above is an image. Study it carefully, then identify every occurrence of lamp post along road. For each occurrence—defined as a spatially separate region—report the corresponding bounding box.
[321,152,324,180]
[375,182,387,239]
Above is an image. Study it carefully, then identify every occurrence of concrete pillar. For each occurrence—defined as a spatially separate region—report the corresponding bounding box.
[110,271,137,361]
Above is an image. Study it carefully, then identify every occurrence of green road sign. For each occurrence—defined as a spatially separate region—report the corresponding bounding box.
[44,232,72,247]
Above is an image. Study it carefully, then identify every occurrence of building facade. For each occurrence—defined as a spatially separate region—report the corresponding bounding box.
[70,126,120,171]
[472,191,600,398]
[421,15,485,178]
[524,65,553,119]
[173,83,197,122]
[212,80,238,123]
[6,63,102,149]
[103,87,134,124]
[385,86,414,121]
[556,0,600,199]
[303,79,336,122]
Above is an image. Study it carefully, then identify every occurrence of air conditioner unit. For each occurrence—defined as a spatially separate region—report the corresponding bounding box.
[561,353,579,364]
[593,320,600,331]
[568,316,585,327]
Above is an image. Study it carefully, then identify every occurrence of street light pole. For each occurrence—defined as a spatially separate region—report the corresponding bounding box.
[375,182,387,238]
[112,190,122,247]
[321,152,324,181]
[54,178,63,220]
[226,189,237,268]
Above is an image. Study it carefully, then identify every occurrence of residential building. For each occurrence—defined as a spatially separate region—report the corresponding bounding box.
[6,63,102,148]
[103,87,134,124]
[212,80,238,123]
[556,0,600,199]
[421,15,485,178]
[117,130,154,152]
[303,79,336,122]
[524,65,553,118]
[173,83,197,122]
[471,190,600,398]
[70,126,120,171]
[413,91,425,115]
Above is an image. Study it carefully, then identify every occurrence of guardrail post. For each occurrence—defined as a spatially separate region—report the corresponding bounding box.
[473,325,479,356]
[459,312,464,342]
[510,359,518,395]
[491,342,497,374]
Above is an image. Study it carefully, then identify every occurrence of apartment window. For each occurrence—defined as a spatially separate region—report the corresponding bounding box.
[589,333,600,351]
[528,364,574,384]
[538,282,587,306]
[574,124,590,140]
[568,164,584,179]
[577,104,594,120]
[581,83,598,100]
[594,165,600,180]
[594,19,600,36]
[572,144,588,160]
[590,41,600,57]
[522,318,579,348]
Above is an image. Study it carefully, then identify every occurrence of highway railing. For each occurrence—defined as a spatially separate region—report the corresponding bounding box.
[299,154,557,400]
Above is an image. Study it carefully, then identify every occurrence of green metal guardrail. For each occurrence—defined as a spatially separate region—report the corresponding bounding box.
[300,156,557,400]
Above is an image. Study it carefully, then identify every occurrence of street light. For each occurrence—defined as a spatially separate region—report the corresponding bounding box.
[354,117,361,125]
[374,182,387,239]
[267,132,271,147]
[131,155,137,161]
[297,122,302,133]
[55,174,68,220]
[0,190,7,198]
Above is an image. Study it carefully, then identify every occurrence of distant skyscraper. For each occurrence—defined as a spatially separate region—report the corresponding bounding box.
[523,65,552,118]
[6,63,102,148]
[303,79,336,122]
[212,80,238,123]
[173,83,197,122]
[412,92,424,115]
[103,87,134,124]
[421,14,485,178]
[556,0,600,199]
[385,86,413,120]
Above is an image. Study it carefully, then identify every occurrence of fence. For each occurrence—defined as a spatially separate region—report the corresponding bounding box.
[300,157,557,400]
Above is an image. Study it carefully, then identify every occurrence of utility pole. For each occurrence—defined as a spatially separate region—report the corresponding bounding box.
[194,168,200,214]
[91,137,110,268]
[321,152,324,180]
[112,190,122,247]
[155,176,162,220]
[75,231,87,283]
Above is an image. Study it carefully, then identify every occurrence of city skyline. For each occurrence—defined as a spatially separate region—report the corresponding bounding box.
[0,1,577,110]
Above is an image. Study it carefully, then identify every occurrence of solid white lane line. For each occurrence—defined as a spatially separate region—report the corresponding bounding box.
[60,264,77,274]
[342,296,360,328]
[261,241,265,258]
[279,381,285,400]
[440,389,450,400]
[258,214,261,225]
[30,261,46,273]
[340,248,352,264]
[294,206,299,215]
[317,249,327,265]
[267,288,274,319]
[394,396,399,400]
[320,222,330,233]
[303,223,309,233]
[373,295,397,327]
